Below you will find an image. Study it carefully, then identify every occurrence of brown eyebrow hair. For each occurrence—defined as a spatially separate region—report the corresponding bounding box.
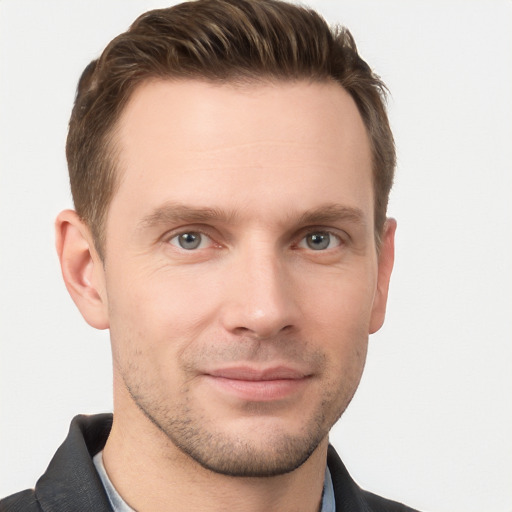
[138,203,238,229]
[294,204,366,228]
[138,202,367,231]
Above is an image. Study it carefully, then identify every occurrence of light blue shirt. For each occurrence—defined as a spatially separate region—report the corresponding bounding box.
[93,451,335,512]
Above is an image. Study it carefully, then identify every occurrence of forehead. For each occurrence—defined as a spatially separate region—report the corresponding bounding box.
[109,79,373,228]
[116,78,370,162]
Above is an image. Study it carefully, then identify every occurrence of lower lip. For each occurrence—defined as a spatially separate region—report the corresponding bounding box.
[203,376,308,402]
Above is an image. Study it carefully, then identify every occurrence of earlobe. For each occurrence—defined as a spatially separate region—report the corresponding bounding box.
[369,218,397,334]
[55,210,109,330]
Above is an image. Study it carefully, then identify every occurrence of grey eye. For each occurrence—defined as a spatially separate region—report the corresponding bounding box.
[306,232,331,250]
[298,231,341,251]
[173,232,203,250]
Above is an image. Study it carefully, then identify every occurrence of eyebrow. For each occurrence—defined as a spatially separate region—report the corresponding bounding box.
[138,202,238,230]
[294,204,366,227]
[137,202,367,230]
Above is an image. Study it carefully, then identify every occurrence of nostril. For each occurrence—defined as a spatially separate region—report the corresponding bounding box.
[232,323,295,340]
[233,326,251,335]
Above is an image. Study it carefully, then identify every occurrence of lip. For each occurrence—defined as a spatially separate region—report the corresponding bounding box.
[203,366,310,401]
[207,366,308,381]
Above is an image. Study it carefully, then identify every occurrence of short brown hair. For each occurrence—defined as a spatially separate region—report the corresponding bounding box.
[66,0,395,258]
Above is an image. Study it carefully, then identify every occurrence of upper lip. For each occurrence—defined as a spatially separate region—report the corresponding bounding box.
[206,366,308,381]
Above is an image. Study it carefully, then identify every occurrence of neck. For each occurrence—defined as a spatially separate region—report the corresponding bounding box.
[103,391,328,512]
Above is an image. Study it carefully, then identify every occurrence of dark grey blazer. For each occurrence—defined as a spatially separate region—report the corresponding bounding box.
[0,414,419,512]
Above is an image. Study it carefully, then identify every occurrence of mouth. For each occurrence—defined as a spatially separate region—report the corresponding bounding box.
[203,366,311,402]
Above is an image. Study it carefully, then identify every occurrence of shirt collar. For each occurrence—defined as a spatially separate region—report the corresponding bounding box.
[93,450,336,512]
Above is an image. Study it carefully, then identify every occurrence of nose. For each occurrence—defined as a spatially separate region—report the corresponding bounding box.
[219,242,300,339]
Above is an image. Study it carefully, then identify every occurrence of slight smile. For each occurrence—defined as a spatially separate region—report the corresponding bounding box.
[203,366,311,402]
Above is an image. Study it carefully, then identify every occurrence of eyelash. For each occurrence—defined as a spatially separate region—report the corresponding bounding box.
[296,230,343,251]
[167,230,216,251]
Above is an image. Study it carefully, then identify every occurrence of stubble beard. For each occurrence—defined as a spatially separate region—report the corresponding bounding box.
[123,374,358,478]
[119,338,366,478]
[129,388,331,477]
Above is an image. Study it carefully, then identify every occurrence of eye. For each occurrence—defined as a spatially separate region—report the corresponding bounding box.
[298,231,341,251]
[169,232,211,250]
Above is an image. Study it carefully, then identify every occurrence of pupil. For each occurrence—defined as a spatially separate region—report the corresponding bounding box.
[308,233,329,250]
[179,233,201,249]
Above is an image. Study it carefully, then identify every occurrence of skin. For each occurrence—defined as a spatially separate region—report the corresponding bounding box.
[56,79,396,512]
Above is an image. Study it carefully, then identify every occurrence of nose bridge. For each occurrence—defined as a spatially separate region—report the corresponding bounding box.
[222,237,297,338]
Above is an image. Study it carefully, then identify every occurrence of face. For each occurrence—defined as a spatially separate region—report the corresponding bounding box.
[98,79,393,476]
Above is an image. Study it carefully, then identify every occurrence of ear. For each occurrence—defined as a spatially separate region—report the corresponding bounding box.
[55,210,109,329]
[369,218,397,334]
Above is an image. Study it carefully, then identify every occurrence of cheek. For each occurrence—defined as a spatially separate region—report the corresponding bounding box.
[301,265,377,330]
[298,267,375,372]
[105,264,222,362]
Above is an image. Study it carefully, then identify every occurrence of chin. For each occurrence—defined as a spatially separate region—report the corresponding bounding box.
[176,425,328,477]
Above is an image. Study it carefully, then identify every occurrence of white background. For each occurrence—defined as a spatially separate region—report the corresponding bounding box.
[1,1,511,511]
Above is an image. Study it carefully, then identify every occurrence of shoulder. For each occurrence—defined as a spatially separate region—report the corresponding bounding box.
[0,489,42,512]
[1,414,114,512]
[327,445,421,512]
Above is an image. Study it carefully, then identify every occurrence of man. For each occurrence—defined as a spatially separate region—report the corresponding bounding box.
[0,0,418,510]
